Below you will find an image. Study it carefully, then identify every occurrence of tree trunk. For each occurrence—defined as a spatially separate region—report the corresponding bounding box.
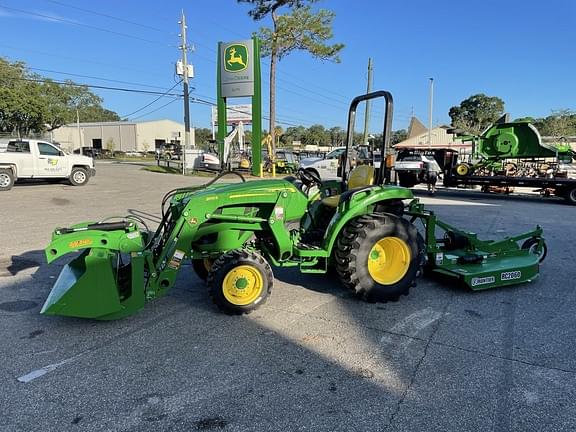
[269,11,278,155]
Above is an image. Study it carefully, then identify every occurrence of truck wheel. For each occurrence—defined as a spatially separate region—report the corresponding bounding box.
[335,214,420,302]
[207,249,273,315]
[397,172,417,188]
[0,168,14,191]
[564,187,576,205]
[69,167,89,186]
[455,163,471,176]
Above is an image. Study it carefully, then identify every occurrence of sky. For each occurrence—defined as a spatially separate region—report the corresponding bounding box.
[0,0,575,134]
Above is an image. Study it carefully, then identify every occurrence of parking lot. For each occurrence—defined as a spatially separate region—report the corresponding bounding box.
[1,162,575,432]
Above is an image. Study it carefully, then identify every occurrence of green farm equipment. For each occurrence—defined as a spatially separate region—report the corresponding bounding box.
[453,116,575,177]
[42,91,547,320]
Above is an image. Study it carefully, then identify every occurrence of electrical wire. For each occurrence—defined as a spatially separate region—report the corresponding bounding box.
[3,76,183,96]
[0,4,170,47]
[41,0,177,36]
[0,43,167,78]
[121,80,182,119]
[28,67,174,90]
[129,98,181,121]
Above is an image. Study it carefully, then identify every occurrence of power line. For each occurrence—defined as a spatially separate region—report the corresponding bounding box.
[0,43,167,78]
[0,4,169,47]
[41,0,176,36]
[129,98,181,121]
[122,80,182,119]
[4,76,183,96]
[28,67,174,90]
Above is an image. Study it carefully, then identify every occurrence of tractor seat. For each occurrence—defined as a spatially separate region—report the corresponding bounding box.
[322,164,375,208]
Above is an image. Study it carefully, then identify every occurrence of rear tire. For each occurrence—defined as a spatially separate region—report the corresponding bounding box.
[207,249,273,315]
[69,167,89,186]
[335,214,420,302]
[0,168,14,191]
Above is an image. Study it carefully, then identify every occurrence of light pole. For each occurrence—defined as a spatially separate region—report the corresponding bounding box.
[428,78,434,149]
[76,107,82,155]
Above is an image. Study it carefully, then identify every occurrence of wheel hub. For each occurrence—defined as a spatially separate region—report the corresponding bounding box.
[222,265,263,305]
[367,237,411,285]
[0,173,10,187]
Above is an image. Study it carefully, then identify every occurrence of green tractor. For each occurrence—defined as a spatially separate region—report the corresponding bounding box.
[42,91,547,320]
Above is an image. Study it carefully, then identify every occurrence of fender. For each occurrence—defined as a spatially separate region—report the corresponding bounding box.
[322,186,414,255]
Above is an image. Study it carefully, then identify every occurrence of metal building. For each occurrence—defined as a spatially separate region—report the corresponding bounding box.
[51,119,190,153]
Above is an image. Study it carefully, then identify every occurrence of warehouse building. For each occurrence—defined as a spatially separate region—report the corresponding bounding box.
[51,119,191,153]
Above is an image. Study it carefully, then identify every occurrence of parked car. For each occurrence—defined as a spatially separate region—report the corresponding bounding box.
[298,147,346,179]
[394,151,441,187]
[0,139,95,191]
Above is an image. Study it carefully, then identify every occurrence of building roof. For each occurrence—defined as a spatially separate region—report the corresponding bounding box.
[394,125,469,150]
[62,119,184,127]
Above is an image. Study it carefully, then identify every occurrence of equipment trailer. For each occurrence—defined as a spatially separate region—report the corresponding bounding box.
[41,91,547,320]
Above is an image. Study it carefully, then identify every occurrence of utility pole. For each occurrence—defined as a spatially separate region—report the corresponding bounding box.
[362,57,373,146]
[76,107,82,154]
[179,10,191,175]
[428,77,434,149]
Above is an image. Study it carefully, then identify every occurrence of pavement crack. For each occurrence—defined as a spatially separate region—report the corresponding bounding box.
[385,295,453,431]
[431,341,576,375]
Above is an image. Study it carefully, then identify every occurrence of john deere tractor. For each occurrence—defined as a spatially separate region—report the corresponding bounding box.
[42,91,546,320]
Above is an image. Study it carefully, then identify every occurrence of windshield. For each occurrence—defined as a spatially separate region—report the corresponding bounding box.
[325,148,345,159]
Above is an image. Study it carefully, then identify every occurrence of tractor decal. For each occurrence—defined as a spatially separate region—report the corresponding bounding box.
[68,239,93,248]
[501,271,521,281]
[471,276,495,287]
[224,44,248,72]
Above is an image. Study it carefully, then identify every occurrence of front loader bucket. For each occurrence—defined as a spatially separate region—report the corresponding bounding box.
[42,248,145,320]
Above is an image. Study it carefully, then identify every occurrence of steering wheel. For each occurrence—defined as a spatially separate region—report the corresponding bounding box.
[297,168,323,188]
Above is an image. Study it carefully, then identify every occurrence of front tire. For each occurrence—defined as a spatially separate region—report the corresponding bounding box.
[0,168,14,191]
[192,258,214,281]
[69,167,89,186]
[335,214,420,302]
[207,249,273,314]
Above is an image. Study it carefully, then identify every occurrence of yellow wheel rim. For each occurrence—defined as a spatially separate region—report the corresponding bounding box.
[456,164,469,176]
[222,265,264,306]
[367,237,411,285]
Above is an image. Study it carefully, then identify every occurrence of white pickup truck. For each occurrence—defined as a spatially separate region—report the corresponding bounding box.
[394,152,440,187]
[0,139,95,191]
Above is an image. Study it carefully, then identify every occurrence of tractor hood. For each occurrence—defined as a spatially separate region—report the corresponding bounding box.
[180,178,309,222]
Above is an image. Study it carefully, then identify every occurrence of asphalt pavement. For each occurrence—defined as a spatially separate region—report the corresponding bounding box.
[0,163,574,431]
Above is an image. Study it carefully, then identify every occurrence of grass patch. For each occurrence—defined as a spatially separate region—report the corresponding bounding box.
[142,165,182,174]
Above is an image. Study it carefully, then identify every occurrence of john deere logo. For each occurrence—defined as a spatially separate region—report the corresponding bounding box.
[225,44,248,72]
[48,158,58,166]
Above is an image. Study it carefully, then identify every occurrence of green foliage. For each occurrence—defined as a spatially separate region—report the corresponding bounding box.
[194,128,214,149]
[449,94,505,135]
[391,129,408,145]
[535,109,576,138]
[239,0,343,152]
[238,0,314,20]
[0,57,119,135]
[278,124,405,149]
[256,6,344,61]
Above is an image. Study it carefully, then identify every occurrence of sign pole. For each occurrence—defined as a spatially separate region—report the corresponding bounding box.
[217,38,261,174]
[251,37,262,176]
[217,42,227,169]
